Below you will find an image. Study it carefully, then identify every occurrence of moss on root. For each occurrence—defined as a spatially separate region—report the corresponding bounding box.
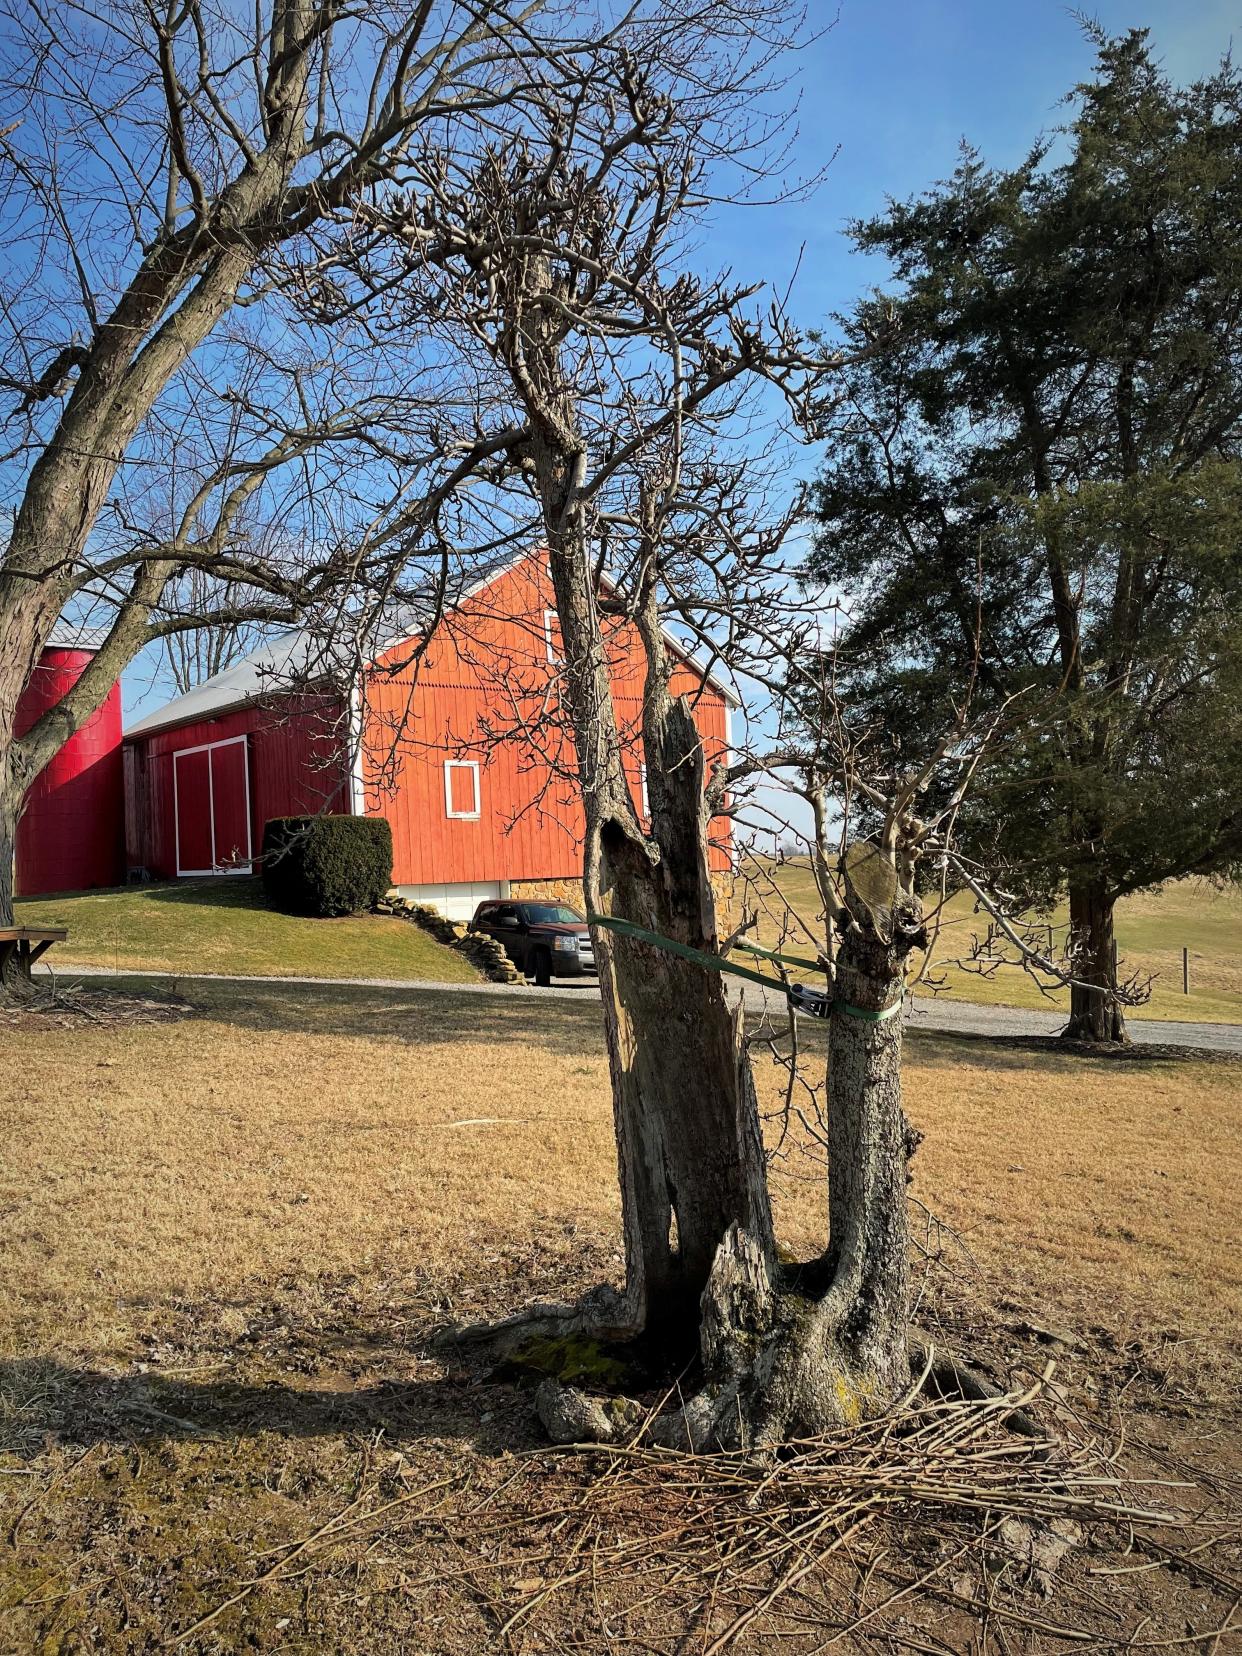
[504,1334,633,1388]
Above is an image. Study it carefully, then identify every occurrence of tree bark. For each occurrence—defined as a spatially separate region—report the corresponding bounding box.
[820,922,916,1405]
[535,883,927,1450]
[593,700,775,1350]
[0,597,57,930]
[1064,876,1127,1043]
[0,782,16,933]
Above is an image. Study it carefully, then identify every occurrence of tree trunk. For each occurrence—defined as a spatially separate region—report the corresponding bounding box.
[819,928,915,1407]
[536,876,927,1452]
[1064,876,1127,1043]
[0,781,15,932]
[593,716,775,1350]
[0,599,51,933]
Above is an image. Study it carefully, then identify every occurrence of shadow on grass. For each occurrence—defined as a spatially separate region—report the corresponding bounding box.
[128,876,271,910]
[903,1025,1232,1070]
[42,971,1227,1067]
[0,1354,528,1457]
[80,971,611,1057]
[17,877,271,912]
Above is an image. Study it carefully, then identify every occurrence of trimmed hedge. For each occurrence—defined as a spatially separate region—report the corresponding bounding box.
[261,815,393,917]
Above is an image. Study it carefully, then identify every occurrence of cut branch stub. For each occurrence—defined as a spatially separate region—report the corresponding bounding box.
[841,840,899,942]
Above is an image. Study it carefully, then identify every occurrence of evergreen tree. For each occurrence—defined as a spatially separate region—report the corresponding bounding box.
[806,29,1242,1042]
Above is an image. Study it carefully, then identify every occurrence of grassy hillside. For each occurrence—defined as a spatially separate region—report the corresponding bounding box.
[14,878,480,983]
[744,859,1242,1025]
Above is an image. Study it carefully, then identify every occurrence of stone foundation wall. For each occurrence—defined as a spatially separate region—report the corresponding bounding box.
[712,870,738,933]
[508,876,586,909]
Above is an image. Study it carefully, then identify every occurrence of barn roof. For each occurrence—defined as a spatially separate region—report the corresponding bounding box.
[124,629,335,738]
[124,556,740,740]
[46,621,114,652]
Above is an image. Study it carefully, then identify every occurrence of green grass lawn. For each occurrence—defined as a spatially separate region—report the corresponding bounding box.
[14,878,481,983]
[744,859,1242,1025]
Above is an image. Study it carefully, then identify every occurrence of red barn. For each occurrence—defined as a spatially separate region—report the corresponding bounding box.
[15,628,125,897]
[124,552,736,918]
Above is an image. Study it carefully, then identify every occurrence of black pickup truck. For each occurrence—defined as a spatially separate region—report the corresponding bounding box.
[470,899,597,986]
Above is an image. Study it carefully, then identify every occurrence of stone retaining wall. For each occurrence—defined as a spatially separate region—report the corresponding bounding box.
[373,890,522,983]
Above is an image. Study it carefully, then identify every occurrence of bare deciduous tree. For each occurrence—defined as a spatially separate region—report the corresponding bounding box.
[0,0,645,925]
[334,22,971,1443]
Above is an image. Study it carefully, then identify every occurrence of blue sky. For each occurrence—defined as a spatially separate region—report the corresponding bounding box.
[123,0,1238,727]
[707,0,1238,324]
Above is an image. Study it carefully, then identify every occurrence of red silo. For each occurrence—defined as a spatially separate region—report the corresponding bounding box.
[14,638,125,897]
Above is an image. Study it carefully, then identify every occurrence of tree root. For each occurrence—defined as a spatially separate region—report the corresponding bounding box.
[518,1227,915,1451]
[429,1283,639,1366]
[533,1337,1048,1450]
[432,1232,1046,1452]
[909,1333,1044,1440]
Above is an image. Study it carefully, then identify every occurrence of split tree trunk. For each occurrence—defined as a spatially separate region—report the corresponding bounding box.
[591,698,775,1352]
[1064,876,1127,1044]
[535,864,927,1451]
[666,887,925,1449]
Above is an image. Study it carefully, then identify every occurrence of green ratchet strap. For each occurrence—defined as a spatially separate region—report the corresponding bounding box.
[586,912,903,1024]
[827,996,904,1024]
[588,912,779,993]
[734,937,825,973]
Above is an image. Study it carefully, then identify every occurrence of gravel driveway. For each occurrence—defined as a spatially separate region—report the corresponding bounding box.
[40,961,1242,1055]
[731,979,1242,1053]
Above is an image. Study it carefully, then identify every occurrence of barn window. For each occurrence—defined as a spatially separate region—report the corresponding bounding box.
[543,609,560,664]
[444,759,481,820]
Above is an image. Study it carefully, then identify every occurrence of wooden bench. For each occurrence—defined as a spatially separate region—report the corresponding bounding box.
[0,926,68,987]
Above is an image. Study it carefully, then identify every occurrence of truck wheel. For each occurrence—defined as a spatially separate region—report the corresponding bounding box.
[532,948,552,988]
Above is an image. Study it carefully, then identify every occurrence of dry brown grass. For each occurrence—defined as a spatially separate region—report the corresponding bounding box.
[1,1011,618,1365]
[2,981,1239,1654]
[2,985,1237,1369]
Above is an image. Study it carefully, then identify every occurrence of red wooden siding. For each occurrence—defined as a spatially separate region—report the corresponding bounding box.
[168,737,253,875]
[15,648,125,896]
[126,694,348,878]
[363,556,733,887]
[208,739,252,869]
[124,552,734,890]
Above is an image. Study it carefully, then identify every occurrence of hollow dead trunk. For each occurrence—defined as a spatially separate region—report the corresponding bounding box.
[1064,876,1127,1043]
[593,715,775,1349]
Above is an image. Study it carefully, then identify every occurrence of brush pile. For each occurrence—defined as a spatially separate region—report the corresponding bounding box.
[429,1370,1240,1652]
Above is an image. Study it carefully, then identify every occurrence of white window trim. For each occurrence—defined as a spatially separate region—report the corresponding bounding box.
[444,759,481,821]
[172,734,253,877]
[639,762,649,818]
[543,609,559,664]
